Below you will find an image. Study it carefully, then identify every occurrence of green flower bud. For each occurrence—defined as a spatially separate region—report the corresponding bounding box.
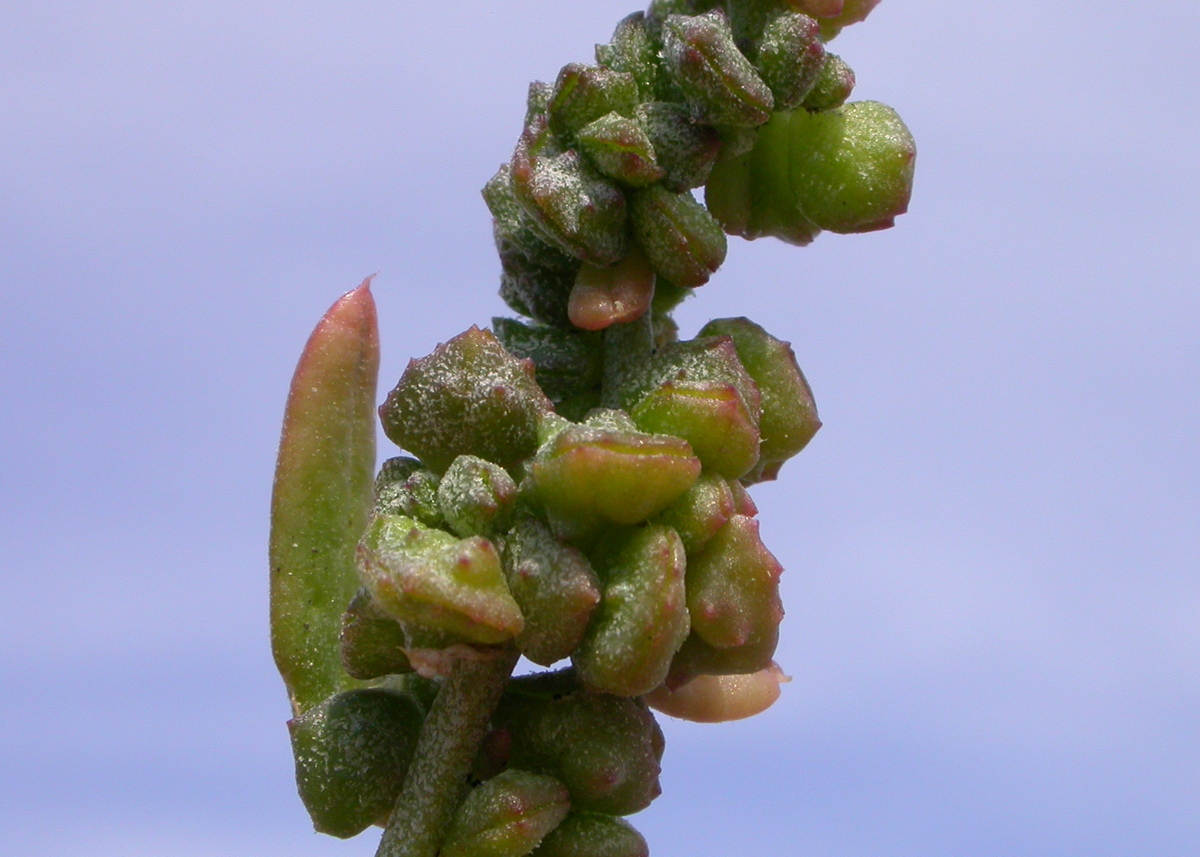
[442,770,571,857]
[699,316,821,480]
[622,336,762,479]
[629,185,727,289]
[500,691,665,816]
[288,688,423,838]
[374,456,444,528]
[634,101,722,192]
[574,525,691,697]
[595,12,662,100]
[357,514,524,645]
[645,663,786,722]
[704,112,822,245]
[492,317,604,405]
[340,587,412,680]
[485,165,582,327]
[660,11,774,127]
[530,812,649,857]
[379,326,552,474]
[654,471,736,554]
[756,11,826,111]
[531,415,701,540]
[801,53,855,112]
[575,112,664,188]
[665,625,779,688]
[786,100,916,234]
[511,118,630,267]
[438,455,518,538]
[548,63,640,146]
[503,517,602,667]
[685,514,784,650]
[568,247,656,332]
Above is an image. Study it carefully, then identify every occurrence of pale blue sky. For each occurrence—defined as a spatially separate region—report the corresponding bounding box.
[1,2,1197,855]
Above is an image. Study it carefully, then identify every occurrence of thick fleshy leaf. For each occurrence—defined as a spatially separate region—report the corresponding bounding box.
[270,280,378,716]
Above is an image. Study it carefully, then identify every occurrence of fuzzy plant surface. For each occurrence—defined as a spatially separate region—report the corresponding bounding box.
[270,2,915,856]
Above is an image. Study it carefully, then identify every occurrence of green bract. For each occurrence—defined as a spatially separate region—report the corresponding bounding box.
[574,524,691,697]
[379,326,552,474]
[531,414,701,539]
[358,514,524,646]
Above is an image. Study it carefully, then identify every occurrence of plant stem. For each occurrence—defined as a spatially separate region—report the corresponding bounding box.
[600,312,654,409]
[375,648,520,857]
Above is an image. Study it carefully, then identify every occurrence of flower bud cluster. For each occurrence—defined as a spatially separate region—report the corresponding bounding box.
[487,0,914,333]
[274,4,914,855]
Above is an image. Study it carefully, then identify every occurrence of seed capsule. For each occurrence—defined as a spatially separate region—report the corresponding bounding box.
[378,326,552,474]
[357,514,524,646]
[485,165,582,327]
[801,53,855,112]
[654,471,736,555]
[511,115,629,266]
[596,11,663,100]
[816,0,882,41]
[634,101,722,192]
[665,625,780,689]
[288,688,423,838]
[786,100,916,234]
[699,316,821,481]
[574,525,691,697]
[660,11,774,127]
[437,455,518,538]
[575,112,665,188]
[629,184,727,289]
[548,63,640,146]
[685,514,784,650]
[374,456,444,528]
[622,336,762,479]
[531,415,701,540]
[499,690,665,816]
[503,517,602,666]
[756,11,825,111]
[441,769,571,857]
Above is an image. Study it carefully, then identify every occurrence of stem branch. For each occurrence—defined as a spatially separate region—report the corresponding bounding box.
[375,649,520,857]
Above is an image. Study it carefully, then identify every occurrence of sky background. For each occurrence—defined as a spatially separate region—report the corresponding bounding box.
[2,2,1197,855]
